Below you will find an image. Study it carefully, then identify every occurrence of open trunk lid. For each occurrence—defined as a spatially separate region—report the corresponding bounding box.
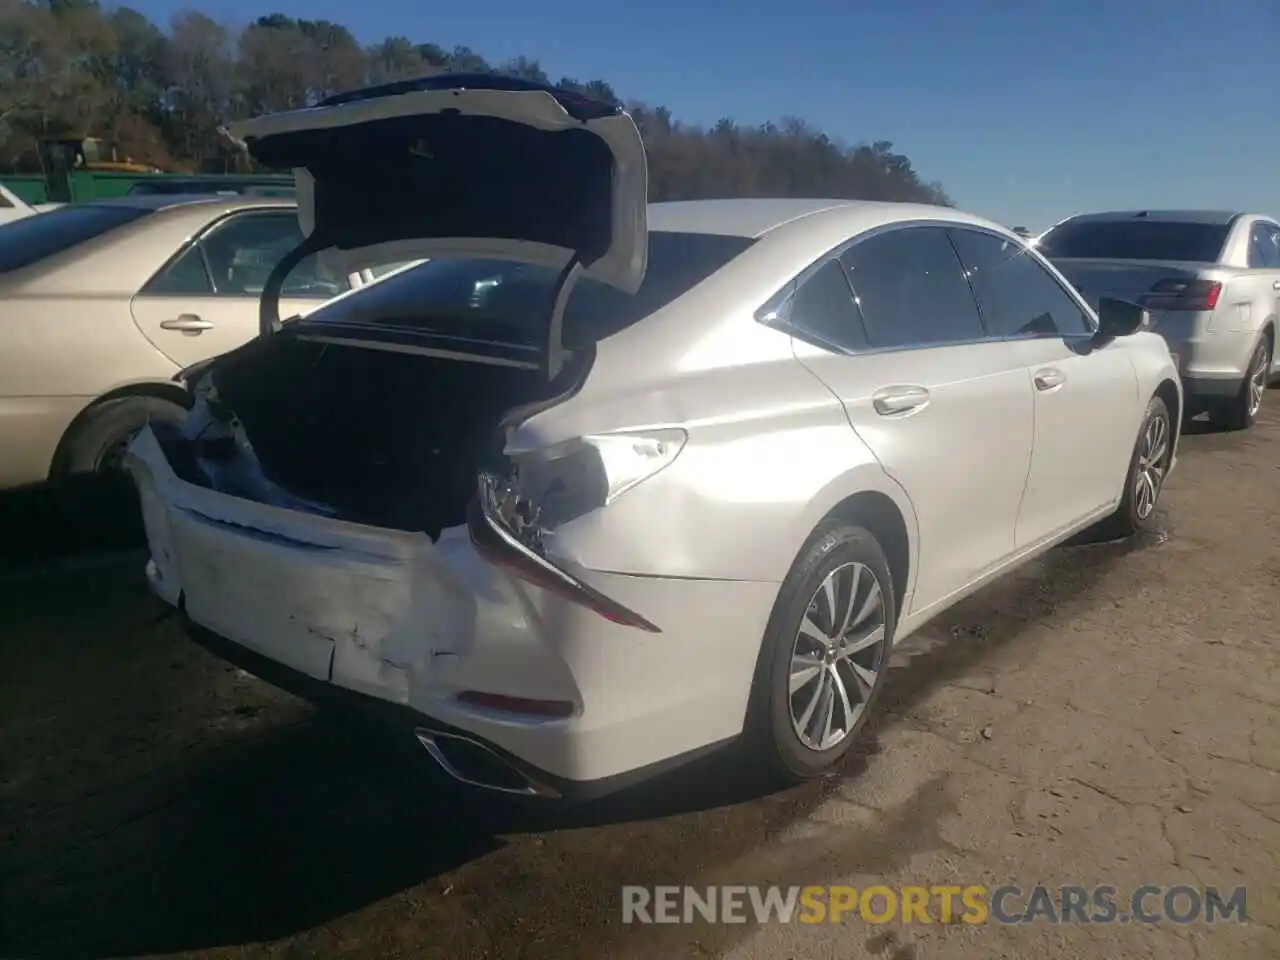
[226,74,649,296]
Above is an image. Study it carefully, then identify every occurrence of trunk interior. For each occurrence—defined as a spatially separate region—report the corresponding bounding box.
[165,333,557,537]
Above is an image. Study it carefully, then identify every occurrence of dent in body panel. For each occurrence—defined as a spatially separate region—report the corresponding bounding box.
[517,331,887,582]
[127,425,584,708]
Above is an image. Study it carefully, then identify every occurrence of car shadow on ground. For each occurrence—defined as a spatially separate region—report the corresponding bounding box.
[0,509,1158,959]
[0,484,144,572]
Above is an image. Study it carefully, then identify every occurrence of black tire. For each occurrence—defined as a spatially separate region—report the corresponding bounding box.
[1210,336,1269,432]
[1089,395,1172,541]
[748,521,897,782]
[53,395,188,543]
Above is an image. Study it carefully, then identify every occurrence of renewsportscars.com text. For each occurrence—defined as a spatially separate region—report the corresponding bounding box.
[621,884,1248,925]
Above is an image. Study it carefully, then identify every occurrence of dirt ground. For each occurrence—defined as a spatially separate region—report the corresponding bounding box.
[1,407,1277,960]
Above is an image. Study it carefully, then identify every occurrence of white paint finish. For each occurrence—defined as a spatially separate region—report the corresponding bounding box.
[127,424,778,781]
[130,197,1184,789]
[795,339,1034,614]
[1013,335,1142,548]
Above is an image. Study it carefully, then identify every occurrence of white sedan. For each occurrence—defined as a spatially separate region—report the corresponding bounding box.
[127,76,1182,801]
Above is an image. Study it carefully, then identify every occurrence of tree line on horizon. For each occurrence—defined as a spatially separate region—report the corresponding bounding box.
[0,0,951,205]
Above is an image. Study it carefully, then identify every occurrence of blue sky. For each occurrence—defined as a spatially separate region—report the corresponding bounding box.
[125,0,1278,230]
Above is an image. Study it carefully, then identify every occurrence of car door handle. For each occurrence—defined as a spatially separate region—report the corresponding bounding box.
[159,314,214,335]
[871,385,931,416]
[1272,280,1280,291]
[1033,367,1066,391]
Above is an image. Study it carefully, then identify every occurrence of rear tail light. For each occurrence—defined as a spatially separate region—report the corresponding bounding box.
[466,430,686,633]
[466,496,660,632]
[1139,278,1222,311]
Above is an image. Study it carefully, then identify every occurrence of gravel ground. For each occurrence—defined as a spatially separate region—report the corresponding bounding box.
[1,407,1277,960]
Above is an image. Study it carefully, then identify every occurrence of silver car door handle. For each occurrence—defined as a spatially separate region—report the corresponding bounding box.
[159,314,214,335]
[1033,367,1066,391]
[871,385,931,416]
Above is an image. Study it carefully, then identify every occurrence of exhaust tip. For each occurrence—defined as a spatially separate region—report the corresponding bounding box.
[414,727,560,799]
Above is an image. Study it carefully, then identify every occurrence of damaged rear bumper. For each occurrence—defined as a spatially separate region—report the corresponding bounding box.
[176,606,702,802]
[128,423,782,792]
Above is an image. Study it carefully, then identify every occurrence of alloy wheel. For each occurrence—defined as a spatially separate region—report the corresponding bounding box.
[1247,342,1269,419]
[788,561,887,751]
[1134,411,1170,521]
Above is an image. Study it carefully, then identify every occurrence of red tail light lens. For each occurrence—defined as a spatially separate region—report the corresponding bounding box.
[457,690,575,718]
[1140,279,1222,311]
[466,497,660,632]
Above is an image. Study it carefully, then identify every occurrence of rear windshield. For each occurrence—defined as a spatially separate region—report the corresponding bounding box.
[298,231,757,346]
[0,204,153,273]
[1037,219,1230,263]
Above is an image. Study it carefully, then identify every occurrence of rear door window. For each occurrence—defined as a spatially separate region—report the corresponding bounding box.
[839,226,986,349]
[0,204,153,272]
[1268,225,1280,266]
[144,245,214,295]
[141,211,349,298]
[1248,222,1280,269]
[948,228,1094,338]
[1037,219,1230,263]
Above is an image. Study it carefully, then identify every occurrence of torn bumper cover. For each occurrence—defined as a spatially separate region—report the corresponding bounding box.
[126,422,779,792]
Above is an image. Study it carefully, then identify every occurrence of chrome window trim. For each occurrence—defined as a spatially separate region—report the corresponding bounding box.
[756,218,1100,357]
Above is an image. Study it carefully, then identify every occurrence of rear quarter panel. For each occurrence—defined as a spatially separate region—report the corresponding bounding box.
[510,316,919,588]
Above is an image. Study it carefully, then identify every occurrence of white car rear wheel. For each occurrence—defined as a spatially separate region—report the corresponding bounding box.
[750,521,897,782]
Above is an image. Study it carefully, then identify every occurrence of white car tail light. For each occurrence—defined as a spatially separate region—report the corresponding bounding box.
[468,429,687,631]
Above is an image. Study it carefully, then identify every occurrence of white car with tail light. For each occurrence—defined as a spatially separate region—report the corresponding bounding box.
[1038,209,1280,430]
[126,75,1182,802]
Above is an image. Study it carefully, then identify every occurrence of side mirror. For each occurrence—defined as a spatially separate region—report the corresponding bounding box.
[1094,297,1149,343]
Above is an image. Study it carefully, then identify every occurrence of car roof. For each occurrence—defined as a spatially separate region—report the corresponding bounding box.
[1054,210,1248,226]
[86,194,980,239]
[79,193,296,212]
[647,197,1001,239]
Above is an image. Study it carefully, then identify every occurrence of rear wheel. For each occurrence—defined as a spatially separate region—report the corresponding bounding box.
[54,395,187,543]
[1211,336,1269,431]
[749,522,896,782]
